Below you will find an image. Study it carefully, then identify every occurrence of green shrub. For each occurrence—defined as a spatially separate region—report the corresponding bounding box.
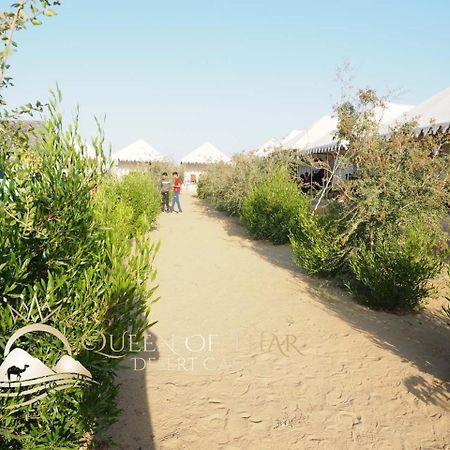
[0,97,159,448]
[116,173,161,230]
[290,208,344,275]
[198,152,297,217]
[142,160,183,185]
[95,172,160,239]
[348,223,442,311]
[94,177,133,239]
[198,158,255,216]
[241,168,307,244]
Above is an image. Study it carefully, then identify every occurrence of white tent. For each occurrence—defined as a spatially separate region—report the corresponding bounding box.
[285,115,338,150]
[255,130,304,157]
[304,103,414,154]
[180,142,230,191]
[377,102,415,124]
[180,142,230,164]
[384,86,450,134]
[286,103,414,183]
[281,129,303,148]
[255,137,282,157]
[112,139,163,176]
[112,139,163,162]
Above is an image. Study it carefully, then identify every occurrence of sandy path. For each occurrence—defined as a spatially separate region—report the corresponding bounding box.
[109,193,450,450]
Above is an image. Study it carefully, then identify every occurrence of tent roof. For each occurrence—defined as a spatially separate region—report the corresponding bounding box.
[385,86,450,133]
[281,129,303,148]
[255,137,282,157]
[255,130,304,157]
[376,102,415,124]
[180,142,230,164]
[285,115,338,150]
[112,139,163,162]
[305,102,414,154]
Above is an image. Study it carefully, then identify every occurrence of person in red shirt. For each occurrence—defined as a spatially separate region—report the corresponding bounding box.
[170,171,183,213]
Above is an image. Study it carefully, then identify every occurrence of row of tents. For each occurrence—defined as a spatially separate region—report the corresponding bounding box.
[112,140,230,185]
[256,85,450,157]
[112,140,230,165]
[111,85,450,182]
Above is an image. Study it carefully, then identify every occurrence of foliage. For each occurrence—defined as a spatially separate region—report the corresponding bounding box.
[241,168,307,244]
[348,222,443,310]
[292,88,450,310]
[290,208,344,276]
[142,160,183,185]
[94,178,134,240]
[197,150,298,216]
[0,95,159,448]
[0,1,160,447]
[326,89,450,249]
[1,1,61,104]
[197,155,258,216]
[95,172,161,239]
[118,172,163,228]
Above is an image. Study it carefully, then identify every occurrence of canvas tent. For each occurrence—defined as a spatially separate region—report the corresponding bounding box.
[292,103,414,183]
[281,129,304,148]
[112,139,163,176]
[254,130,304,157]
[285,115,338,151]
[254,137,282,157]
[384,86,450,135]
[307,103,414,155]
[180,142,230,191]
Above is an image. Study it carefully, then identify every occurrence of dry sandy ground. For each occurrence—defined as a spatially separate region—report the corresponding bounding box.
[109,193,450,450]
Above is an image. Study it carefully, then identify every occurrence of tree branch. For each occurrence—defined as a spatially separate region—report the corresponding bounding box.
[0,0,26,93]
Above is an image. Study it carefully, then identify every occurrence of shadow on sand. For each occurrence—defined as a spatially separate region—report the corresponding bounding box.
[200,199,450,408]
[107,331,160,450]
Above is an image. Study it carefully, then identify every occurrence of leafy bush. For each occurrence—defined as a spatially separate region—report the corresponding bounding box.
[95,172,161,239]
[197,156,259,216]
[94,177,134,239]
[294,88,449,310]
[0,6,159,447]
[0,97,159,448]
[348,223,442,311]
[197,161,236,213]
[320,89,450,270]
[241,168,308,244]
[142,160,183,185]
[198,151,297,216]
[118,172,162,229]
[290,208,344,275]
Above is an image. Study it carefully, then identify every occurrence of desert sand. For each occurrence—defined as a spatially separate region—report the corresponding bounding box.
[109,193,450,450]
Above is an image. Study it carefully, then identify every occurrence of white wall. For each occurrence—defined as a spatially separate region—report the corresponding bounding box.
[181,163,207,192]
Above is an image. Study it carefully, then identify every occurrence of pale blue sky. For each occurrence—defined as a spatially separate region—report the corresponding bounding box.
[5,0,450,159]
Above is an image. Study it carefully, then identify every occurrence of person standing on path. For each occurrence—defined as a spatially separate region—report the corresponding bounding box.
[160,172,171,212]
[170,171,183,213]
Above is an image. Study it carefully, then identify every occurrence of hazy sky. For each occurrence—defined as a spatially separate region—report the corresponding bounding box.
[5,0,450,159]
